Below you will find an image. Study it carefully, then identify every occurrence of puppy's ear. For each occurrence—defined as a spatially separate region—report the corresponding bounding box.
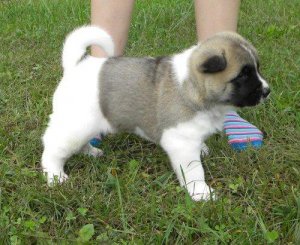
[199,54,227,73]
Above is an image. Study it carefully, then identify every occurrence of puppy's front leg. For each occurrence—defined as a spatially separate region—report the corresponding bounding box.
[160,131,214,201]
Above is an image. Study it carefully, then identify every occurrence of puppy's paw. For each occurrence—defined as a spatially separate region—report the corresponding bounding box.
[87,147,104,158]
[200,143,209,157]
[44,170,68,186]
[186,180,215,201]
[82,144,104,158]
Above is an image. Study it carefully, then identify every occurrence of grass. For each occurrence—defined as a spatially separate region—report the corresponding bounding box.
[0,0,299,243]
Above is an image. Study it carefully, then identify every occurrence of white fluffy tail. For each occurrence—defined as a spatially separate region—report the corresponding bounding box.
[62,25,114,70]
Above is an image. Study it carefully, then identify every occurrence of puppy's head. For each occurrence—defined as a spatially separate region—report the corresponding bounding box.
[188,32,270,108]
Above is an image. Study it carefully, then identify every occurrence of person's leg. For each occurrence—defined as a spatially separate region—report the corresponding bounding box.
[91,0,135,57]
[195,0,263,150]
[90,0,134,147]
[195,0,240,41]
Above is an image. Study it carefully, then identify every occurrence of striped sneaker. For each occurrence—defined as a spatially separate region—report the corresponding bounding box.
[224,111,263,151]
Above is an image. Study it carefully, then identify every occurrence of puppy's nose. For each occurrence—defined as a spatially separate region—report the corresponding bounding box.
[262,87,271,98]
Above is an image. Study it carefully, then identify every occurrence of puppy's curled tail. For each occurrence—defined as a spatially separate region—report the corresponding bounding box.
[62,25,114,70]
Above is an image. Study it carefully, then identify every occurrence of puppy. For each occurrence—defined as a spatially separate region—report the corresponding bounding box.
[41,26,270,201]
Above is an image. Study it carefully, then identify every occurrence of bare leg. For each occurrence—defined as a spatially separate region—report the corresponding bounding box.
[195,0,240,41]
[91,0,135,57]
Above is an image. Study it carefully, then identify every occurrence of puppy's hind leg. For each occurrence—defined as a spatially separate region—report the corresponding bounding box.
[42,124,72,185]
[41,56,111,185]
[41,114,104,186]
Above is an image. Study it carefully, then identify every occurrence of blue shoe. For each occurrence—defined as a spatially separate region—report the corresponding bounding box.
[89,134,102,148]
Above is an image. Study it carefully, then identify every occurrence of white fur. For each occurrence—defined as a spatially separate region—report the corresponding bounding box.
[258,73,269,89]
[62,26,114,70]
[42,56,115,184]
[160,106,232,201]
[171,45,197,85]
[42,26,116,184]
[241,44,257,65]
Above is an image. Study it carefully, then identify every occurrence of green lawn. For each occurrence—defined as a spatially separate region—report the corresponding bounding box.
[1,0,299,243]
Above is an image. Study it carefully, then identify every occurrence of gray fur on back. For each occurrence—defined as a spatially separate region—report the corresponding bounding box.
[99,57,195,143]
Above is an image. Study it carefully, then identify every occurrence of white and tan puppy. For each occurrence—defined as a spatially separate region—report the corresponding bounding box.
[41,26,270,201]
